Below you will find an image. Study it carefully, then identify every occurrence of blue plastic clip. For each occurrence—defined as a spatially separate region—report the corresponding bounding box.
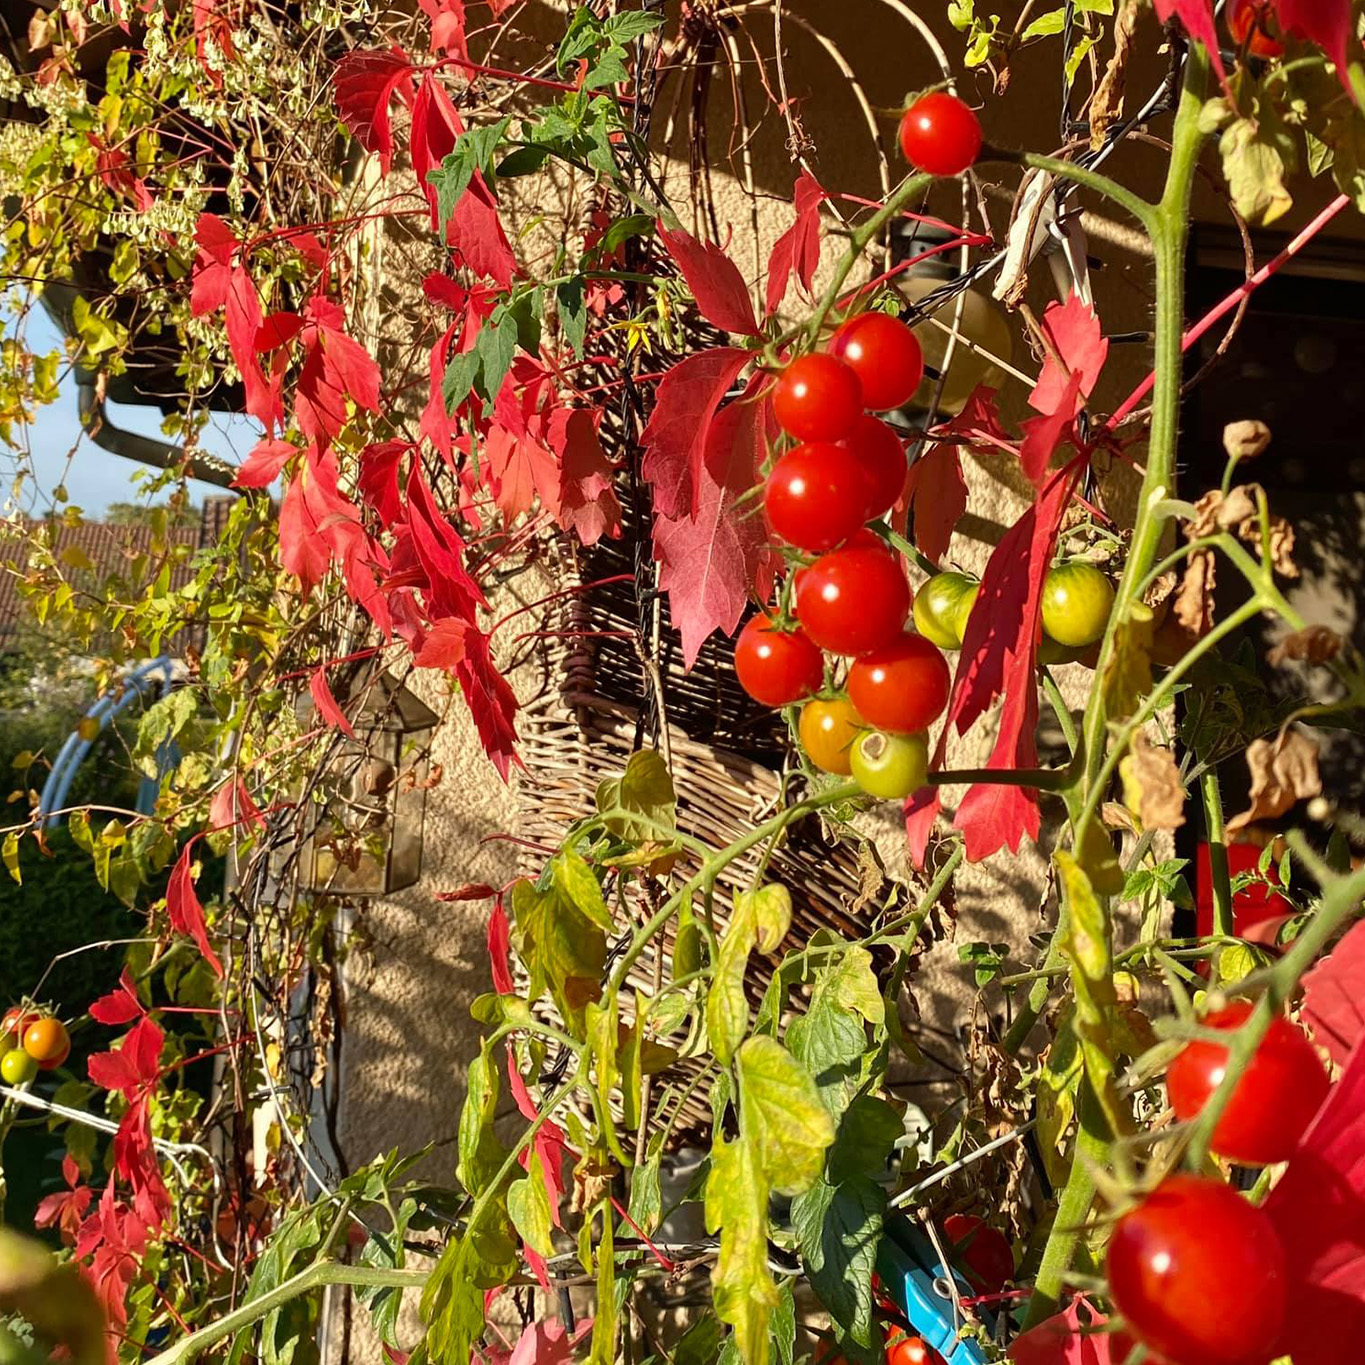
[875,1217,991,1365]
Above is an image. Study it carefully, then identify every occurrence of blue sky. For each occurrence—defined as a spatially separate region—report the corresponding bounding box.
[6,310,261,517]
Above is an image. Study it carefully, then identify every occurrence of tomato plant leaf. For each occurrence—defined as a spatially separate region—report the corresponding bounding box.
[658,223,760,336]
[707,894,758,1068]
[790,1171,885,1355]
[705,1134,777,1365]
[737,1035,835,1196]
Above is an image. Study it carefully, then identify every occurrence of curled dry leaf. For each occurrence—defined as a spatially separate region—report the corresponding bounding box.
[1186,483,1298,579]
[1223,419,1272,462]
[1119,732,1186,831]
[1089,0,1138,149]
[1143,569,1178,611]
[1101,801,1138,835]
[1172,548,1216,639]
[1226,728,1322,835]
[1268,624,1344,668]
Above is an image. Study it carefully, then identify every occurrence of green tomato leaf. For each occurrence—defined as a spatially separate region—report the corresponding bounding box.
[506,1153,555,1257]
[737,1035,834,1197]
[551,848,612,930]
[707,896,757,1067]
[705,1134,776,1365]
[791,1172,885,1353]
[456,1040,508,1197]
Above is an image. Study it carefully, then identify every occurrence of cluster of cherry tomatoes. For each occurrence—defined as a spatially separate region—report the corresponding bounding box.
[735,309,1115,800]
[1105,1003,1330,1364]
[0,1006,70,1085]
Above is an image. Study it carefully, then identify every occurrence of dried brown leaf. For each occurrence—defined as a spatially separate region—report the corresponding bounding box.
[1268,625,1344,668]
[1240,512,1298,579]
[1187,484,1259,539]
[1090,0,1139,148]
[1223,419,1272,462]
[1102,801,1139,835]
[1143,569,1178,610]
[1226,728,1322,834]
[1173,547,1217,638]
[1119,733,1187,831]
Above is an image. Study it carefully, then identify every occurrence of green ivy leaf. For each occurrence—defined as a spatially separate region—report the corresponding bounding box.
[737,1035,834,1197]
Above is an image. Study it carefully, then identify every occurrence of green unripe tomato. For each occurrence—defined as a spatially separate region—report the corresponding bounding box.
[1041,561,1114,648]
[913,572,979,650]
[850,729,929,800]
[0,1048,36,1086]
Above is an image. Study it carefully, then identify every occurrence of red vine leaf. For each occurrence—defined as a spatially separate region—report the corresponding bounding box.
[1008,1297,1115,1364]
[34,1155,91,1245]
[640,347,750,518]
[488,898,514,994]
[1302,920,1365,1068]
[907,386,1006,562]
[653,382,777,668]
[938,460,1081,860]
[410,74,516,286]
[1028,294,1108,418]
[549,407,621,547]
[765,171,825,318]
[506,1048,570,1228]
[903,786,943,872]
[403,464,488,623]
[333,48,415,175]
[454,626,520,780]
[358,439,409,526]
[310,665,355,738]
[1019,372,1083,486]
[1274,0,1355,91]
[89,968,145,1027]
[294,296,381,449]
[208,776,265,833]
[658,223,761,336]
[417,0,467,59]
[165,840,222,977]
[1153,0,1226,80]
[414,616,470,671]
[234,438,296,489]
[1265,1032,1365,1365]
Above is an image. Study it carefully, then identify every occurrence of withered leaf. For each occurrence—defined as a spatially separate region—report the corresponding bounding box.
[1226,728,1322,835]
[1173,548,1217,639]
[1090,0,1138,149]
[1186,483,1298,580]
[1223,419,1272,462]
[1119,733,1186,831]
[1267,624,1343,668]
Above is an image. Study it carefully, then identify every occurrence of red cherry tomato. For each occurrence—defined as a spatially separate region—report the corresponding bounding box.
[1228,0,1283,57]
[943,1213,1014,1296]
[1105,1174,1287,1365]
[765,442,871,552]
[733,615,825,707]
[847,633,951,733]
[886,1336,940,1365]
[1166,1001,1330,1165]
[840,416,907,520]
[772,354,864,442]
[795,532,910,656]
[1,1007,36,1049]
[829,313,924,411]
[898,93,982,177]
